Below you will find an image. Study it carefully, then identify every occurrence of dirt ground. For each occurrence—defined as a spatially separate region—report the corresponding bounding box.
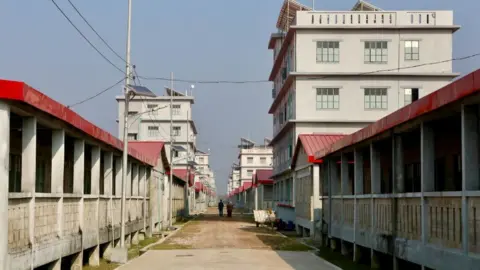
[156,208,309,250]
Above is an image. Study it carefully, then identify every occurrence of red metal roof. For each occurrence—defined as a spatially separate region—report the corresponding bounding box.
[291,134,345,169]
[254,169,274,185]
[315,69,480,160]
[194,182,204,192]
[0,79,156,166]
[168,169,195,186]
[129,141,167,167]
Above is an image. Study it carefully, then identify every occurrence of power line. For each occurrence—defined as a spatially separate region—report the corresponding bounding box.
[138,52,480,84]
[66,0,128,65]
[49,0,125,74]
[138,75,270,84]
[67,77,125,108]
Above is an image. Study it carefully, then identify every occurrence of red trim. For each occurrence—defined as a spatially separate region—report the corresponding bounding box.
[0,80,156,166]
[268,29,294,81]
[277,203,295,209]
[268,75,294,114]
[315,69,480,160]
[308,155,324,164]
[258,179,274,185]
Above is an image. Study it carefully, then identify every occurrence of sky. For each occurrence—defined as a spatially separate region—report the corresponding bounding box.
[1,0,479,195]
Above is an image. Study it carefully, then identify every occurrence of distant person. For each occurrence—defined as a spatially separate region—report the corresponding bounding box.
[218,200,224,217]
[227,201,233,217]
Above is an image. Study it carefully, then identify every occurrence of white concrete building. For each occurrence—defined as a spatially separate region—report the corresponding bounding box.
[193,150,217,211]
[268,0,459,222]
[236,138,273,211]
[117,88,197,168]
[117,88,199,215]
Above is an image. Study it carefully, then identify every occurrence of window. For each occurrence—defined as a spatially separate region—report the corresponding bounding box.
[316,41,339,63]
[260,157,267,165]
[405,41,419,60]
[316,88,339,109]
[247,157,254,164]
[128,111,138,116]
[172,104,181,115]
[247,170,253,177]
[147,104,158,114]
[173,149,179,158]
[172,126,181,136]
[199,157,205,163]
[148,126,159,137]
[128,133,137,141]
[364,41,388,63]
[404,88,419,105]
[364,88,387,109]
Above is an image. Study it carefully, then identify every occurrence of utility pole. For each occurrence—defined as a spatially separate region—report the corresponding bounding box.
[120,0,132,250]
[169,72,174,228]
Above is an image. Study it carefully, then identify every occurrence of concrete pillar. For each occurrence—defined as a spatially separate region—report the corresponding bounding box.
[52,129,65,238]
[370,144,381,195]
[88,245,100,266]
[51,129,65,194]
[394,135,405,193]
[73,140,85,195]
[22,116,37,259]
[91,146,101,195]
[312,165,321,239]
[47,259,61,270]
[73,139,85,247]
[353,149,363,261]
[354,150,364,195]
[341,153,349,195]
[353,244,362,263]
[371,249,381,269]
[22,117,37,193]
[420,122,435,244]
[461,104,479,253]
[70,251,82,270]
[254,186,259,210]
[126,161,132,196]
[115,157,122,197]
[104,152,113,196]
[132,164,139,196]
[0,102,10,270]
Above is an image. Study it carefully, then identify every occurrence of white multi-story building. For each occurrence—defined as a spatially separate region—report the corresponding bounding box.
[193,150,217,211]
[238,138,273,185]
[117,88,197,167]
[268,0,458,219]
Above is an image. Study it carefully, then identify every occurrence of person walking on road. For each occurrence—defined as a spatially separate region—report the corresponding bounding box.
[218,200,224,217]
[227,201,233,217]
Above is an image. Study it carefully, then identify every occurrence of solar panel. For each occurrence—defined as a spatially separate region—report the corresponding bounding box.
[127,84,157,97]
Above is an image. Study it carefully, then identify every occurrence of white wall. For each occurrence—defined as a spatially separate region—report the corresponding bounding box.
[294,76,452,122]
[295,29,453,74]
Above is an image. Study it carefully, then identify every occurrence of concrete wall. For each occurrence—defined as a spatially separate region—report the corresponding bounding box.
[294,76,452,122]
[295,28,453,74]
[2,108,171,269]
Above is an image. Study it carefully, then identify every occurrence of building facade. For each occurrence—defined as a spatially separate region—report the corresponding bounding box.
[117,88,197,168]
[268,0,458,222]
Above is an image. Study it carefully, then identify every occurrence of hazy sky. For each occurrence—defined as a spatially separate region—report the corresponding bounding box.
[1,0,478,194]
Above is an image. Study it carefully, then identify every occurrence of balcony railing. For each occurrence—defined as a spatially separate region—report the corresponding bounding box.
[295,11,454,28]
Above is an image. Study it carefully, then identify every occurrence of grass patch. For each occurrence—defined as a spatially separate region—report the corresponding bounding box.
[174,216,193,225]
[150,243,192,250]
[256,234,313,251]
[83,259,119,270]
[314,247,371,270]
[83,236,161,269]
